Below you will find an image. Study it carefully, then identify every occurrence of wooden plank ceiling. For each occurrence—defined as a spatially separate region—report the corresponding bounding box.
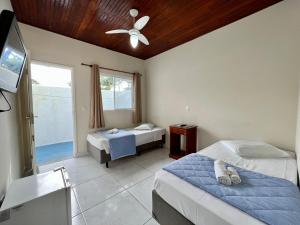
[11,0,281,59]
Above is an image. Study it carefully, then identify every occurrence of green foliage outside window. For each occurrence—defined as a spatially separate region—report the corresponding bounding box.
[100,76,113,90]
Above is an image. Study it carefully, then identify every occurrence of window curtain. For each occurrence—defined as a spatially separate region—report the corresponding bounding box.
[17,61,34,176]
[89,64,105,129]
[133,72,142,124]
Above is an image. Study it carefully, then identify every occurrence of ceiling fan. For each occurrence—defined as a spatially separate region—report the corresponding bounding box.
[105,9,150,48]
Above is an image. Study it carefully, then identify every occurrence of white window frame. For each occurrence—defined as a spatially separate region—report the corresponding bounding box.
[100,70,134,111]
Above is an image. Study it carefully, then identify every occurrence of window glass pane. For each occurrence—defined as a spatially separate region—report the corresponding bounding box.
[100,75,114,110]
[114,77,133,109]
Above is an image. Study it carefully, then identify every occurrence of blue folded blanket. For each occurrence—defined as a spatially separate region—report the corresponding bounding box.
[163,153,300,225]
[100,130,136,160]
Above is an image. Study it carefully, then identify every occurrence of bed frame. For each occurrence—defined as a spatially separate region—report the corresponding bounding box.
[88,134,166,168]
[152,190,194,225]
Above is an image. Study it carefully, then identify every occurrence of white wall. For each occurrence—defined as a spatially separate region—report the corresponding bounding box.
[19,24,146,156]
[33,86,73,146]
[295,81,300,179]
[145,1,300,151]
[0,1,22,198]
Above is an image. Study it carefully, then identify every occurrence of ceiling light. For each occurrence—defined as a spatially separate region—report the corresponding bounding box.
[130,34,138,48]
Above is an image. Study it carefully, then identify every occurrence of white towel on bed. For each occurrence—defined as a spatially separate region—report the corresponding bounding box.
[227,166,242,184]
[107,128,119,134]
[214,160,231,186]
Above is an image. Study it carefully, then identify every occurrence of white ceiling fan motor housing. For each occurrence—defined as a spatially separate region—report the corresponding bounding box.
[129,9,139,17]
[129,29,140,36]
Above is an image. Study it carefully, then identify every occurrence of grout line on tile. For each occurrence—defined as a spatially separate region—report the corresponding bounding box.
[127,190,152,214]
[81,213,88,225]
[71,171,111,187]
[126,174,154,191]
[143,217,152,225]
[70,173,107,187]
[120,173,153,190]
[79,188,129,214]
[71,188,84,217]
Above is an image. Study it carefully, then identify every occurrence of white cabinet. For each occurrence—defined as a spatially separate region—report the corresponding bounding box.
[0,168,71,225]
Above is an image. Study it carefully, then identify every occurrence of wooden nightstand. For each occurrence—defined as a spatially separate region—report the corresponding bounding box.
[169,124,197,159]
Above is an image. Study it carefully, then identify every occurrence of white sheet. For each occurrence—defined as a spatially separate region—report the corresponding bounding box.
[87,127,166,154]
[154,141,298,225]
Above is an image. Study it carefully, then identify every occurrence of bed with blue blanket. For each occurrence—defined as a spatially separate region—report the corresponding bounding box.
[153,141,298,225]
[87,127,166,167]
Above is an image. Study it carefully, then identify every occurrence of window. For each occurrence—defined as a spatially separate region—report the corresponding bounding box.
[100,73,133,110]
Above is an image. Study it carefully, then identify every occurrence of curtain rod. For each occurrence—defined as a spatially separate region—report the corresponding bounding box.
[81,63,136,75]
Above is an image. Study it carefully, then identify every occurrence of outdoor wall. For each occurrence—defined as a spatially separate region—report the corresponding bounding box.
[32,86,73,147]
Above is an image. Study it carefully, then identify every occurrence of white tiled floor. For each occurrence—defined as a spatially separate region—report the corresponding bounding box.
[128,175,154,212]
[38,148,174,225]
[144,218,160,225]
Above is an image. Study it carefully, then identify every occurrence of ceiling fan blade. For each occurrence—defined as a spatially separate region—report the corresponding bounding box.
[105,29,129,34]
[134,16,150,30]
[138,33,149,45]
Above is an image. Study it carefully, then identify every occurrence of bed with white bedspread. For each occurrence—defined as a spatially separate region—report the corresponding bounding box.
[87,127,166,167]
[153,141,298,225]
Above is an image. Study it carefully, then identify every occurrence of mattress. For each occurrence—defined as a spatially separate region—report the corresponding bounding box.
[87,127,166,153]
[154,141,298,225]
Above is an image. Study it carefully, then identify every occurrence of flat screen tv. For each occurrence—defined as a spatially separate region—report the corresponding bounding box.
[0,10,27,93]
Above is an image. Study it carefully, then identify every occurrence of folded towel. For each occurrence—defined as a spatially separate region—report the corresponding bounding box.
[227,167,242,184]
[107,128,119,134]
[214,160,231,186]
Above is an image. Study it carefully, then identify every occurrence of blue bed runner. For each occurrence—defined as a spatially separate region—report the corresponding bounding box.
[100,130,136,160]
[163,153,300,225]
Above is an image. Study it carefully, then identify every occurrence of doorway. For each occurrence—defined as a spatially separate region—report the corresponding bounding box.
[31,61,75,165]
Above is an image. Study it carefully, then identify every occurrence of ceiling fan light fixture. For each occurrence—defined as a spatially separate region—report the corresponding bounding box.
[130,34,139,48]
[106,9,149,48]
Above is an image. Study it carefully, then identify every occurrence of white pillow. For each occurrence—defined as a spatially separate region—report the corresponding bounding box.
[221,140,293,158]
[134,123,155,130]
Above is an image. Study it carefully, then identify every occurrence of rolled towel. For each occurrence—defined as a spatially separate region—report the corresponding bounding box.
[227,167,241,184]
[214,160,231,186]
[107,128,119,134]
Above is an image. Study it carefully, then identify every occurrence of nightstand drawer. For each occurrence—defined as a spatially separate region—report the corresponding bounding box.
[170,127,186,135]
